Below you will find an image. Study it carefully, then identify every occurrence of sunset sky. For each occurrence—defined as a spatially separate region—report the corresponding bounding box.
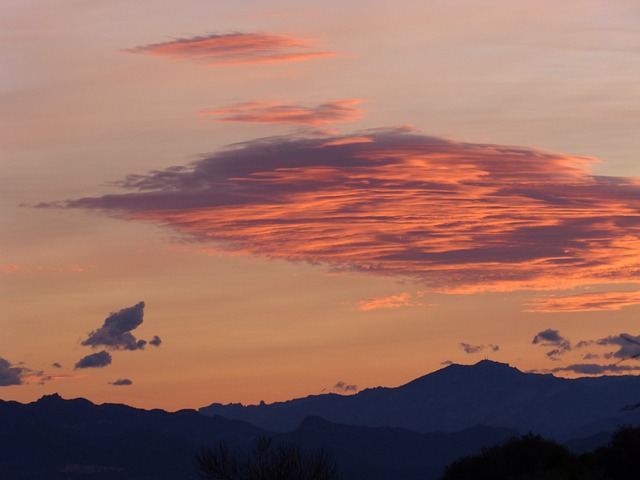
[2,0,640,411]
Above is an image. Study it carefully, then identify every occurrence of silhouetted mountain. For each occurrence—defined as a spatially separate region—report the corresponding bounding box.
[0,394,267,479]
[277,416,516,480]
[0,393,518,480]
[200,360,640,439]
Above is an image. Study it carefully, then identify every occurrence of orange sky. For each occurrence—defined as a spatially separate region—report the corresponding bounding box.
[1,0,640,411]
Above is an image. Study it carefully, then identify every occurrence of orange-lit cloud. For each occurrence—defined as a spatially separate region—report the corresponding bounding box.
[56,128,640,294]
[357,292,423,311]
[199,100,363,126]
[526,290,640,312]
[126,32,337,65]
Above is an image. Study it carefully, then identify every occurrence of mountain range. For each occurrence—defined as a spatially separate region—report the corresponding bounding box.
[3,360,640,479]
[201,360,640,440]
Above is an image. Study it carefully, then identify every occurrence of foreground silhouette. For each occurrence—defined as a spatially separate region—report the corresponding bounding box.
[196,436,341,480]
[441,426,640,480]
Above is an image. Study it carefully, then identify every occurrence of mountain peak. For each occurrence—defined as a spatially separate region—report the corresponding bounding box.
[36,393,64,403]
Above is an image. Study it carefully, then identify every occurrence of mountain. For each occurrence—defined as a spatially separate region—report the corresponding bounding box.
[0,394,267,480]
[0,393,515,480]
[277,416,515,480]
[200,360,640,439]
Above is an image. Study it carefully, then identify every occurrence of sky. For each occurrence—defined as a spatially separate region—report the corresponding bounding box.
[1,0,640,411]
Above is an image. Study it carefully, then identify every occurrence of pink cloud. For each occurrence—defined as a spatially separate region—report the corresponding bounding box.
[54,128,640,294]
[126,32,337,65]
[525,290,640,312]
[199,99,363,126]
[357,292,423,311]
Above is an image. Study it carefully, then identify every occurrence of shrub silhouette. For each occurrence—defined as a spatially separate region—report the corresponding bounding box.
[584,425,640,480]
[196,436,341,480]
[440,433,606,480]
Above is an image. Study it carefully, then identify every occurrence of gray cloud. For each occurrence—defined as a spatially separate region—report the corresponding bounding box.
[75,351,112,369]
[109,378,133,386]
[333,381,358,393]
[149,335,162,347]
[551,363,640,375]
[81,302,159,351]
[532,329,572,360]
[0,357,25,386]
[595,333,640,360]
[51,362,62,368]
[459,342,499,354]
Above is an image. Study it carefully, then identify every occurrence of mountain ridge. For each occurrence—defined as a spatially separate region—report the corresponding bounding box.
[200,360,640,439]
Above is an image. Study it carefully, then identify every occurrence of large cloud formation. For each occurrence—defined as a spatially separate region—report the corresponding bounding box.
[81,301,160,351]
[126,32,336,65]
[55,129,640,294]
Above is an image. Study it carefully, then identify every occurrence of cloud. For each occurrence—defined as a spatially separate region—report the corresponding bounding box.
[149,335,162,347]
[594,333,640,361]
[551,363,640,375]
[459,343,499,354]
[126,32,336,66]
[81,301,159,351]
[357,291,423,311]
[0,357,26,386]
[525,290,640,312]
[109,378,133,386]
[333,381,358,393]
[532,329,572,360]
[51,362,62,368]
[199,100,363,126]
[52,128,640,295]
[75,351,112,369]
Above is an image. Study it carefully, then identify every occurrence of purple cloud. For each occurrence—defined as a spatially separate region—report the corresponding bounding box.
[48,128,640,295]
[75,351,112,369]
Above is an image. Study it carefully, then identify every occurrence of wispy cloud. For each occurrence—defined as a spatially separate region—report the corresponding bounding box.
[525,290,640,312]
[551,363,640,375]
[126,32,337,65]
[198,100,363,126]
[333,381,358,393]
[52,128,640,295]
[459,342,499,354]
[357,291,423,311]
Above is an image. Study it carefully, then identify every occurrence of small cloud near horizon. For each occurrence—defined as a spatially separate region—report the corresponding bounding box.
[109,378,133,386]
[75,351,112,369]
[0,356,27,386]
[333,381,358,393]
[459,343,500,354]
[126,32,337,66]
[532,329,572,360]
[551,363,640,375]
